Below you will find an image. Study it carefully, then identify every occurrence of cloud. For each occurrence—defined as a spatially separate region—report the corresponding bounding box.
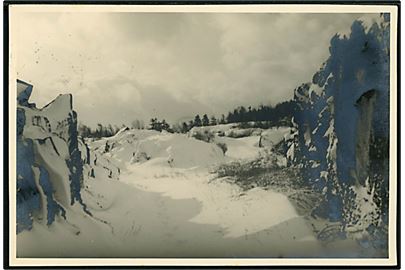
[14,11,380,126]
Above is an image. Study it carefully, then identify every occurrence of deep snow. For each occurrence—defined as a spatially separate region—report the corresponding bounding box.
[18,127,376,258]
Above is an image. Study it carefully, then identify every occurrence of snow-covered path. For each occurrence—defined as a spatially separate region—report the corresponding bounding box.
[82,163,325,258]
[121,164,299,238]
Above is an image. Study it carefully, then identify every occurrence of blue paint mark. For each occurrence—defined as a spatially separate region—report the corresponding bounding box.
[292,16,390,229]
[37,166,65,225]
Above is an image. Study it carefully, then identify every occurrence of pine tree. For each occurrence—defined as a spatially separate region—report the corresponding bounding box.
[220,114,226,124]
[239,106,247,122]
[181,122,189,133]
[188,120,195,129]
[202,114,209,126]
[194,115,202,127]
[210,116,217,126]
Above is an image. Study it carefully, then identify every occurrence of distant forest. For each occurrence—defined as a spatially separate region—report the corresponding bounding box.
[78,100,297,138]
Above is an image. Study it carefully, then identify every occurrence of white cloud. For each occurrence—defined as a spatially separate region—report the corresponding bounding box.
[14,11,380,126]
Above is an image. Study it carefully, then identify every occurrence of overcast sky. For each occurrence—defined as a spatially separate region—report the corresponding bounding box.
[14,12,379,126]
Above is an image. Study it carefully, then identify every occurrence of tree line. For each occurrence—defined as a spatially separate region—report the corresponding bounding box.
[225,100,297,123]
[79,100,297,138]
[150,100,297,133]
[78,123,123,139]
[78,119,145,139]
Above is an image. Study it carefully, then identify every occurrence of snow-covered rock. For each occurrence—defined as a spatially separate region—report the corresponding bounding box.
[287,14,390,242]
[16,80,86,233]
[188,127,215,142]
[259,127,291,148]
[189,124,263,140]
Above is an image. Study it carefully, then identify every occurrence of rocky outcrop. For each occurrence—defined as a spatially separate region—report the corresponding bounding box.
[286,14,390,244]
[16,80,86,233]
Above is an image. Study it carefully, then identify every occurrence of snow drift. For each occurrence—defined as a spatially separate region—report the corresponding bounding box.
[88,129,226,170]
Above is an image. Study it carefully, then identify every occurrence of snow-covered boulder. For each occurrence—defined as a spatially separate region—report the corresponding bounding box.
[259,127,291,148]
[188,124,262,139]
[130,151,151,164]
[16,80,86,233]
[188,127,215,142]
[225,128,259,138]
[189,123,237,136]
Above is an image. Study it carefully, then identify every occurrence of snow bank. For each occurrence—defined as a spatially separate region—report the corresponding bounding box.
[215,136,261,160]
[90,129,226,169]
[187,125,291,161]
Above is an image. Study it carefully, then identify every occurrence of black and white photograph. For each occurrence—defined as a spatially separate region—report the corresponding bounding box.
[5,3,399,267]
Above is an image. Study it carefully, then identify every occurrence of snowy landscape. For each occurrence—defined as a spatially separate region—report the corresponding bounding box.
[15,12,390,259]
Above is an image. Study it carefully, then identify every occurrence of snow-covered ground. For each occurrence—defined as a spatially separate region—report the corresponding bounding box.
[18,126,370,258]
